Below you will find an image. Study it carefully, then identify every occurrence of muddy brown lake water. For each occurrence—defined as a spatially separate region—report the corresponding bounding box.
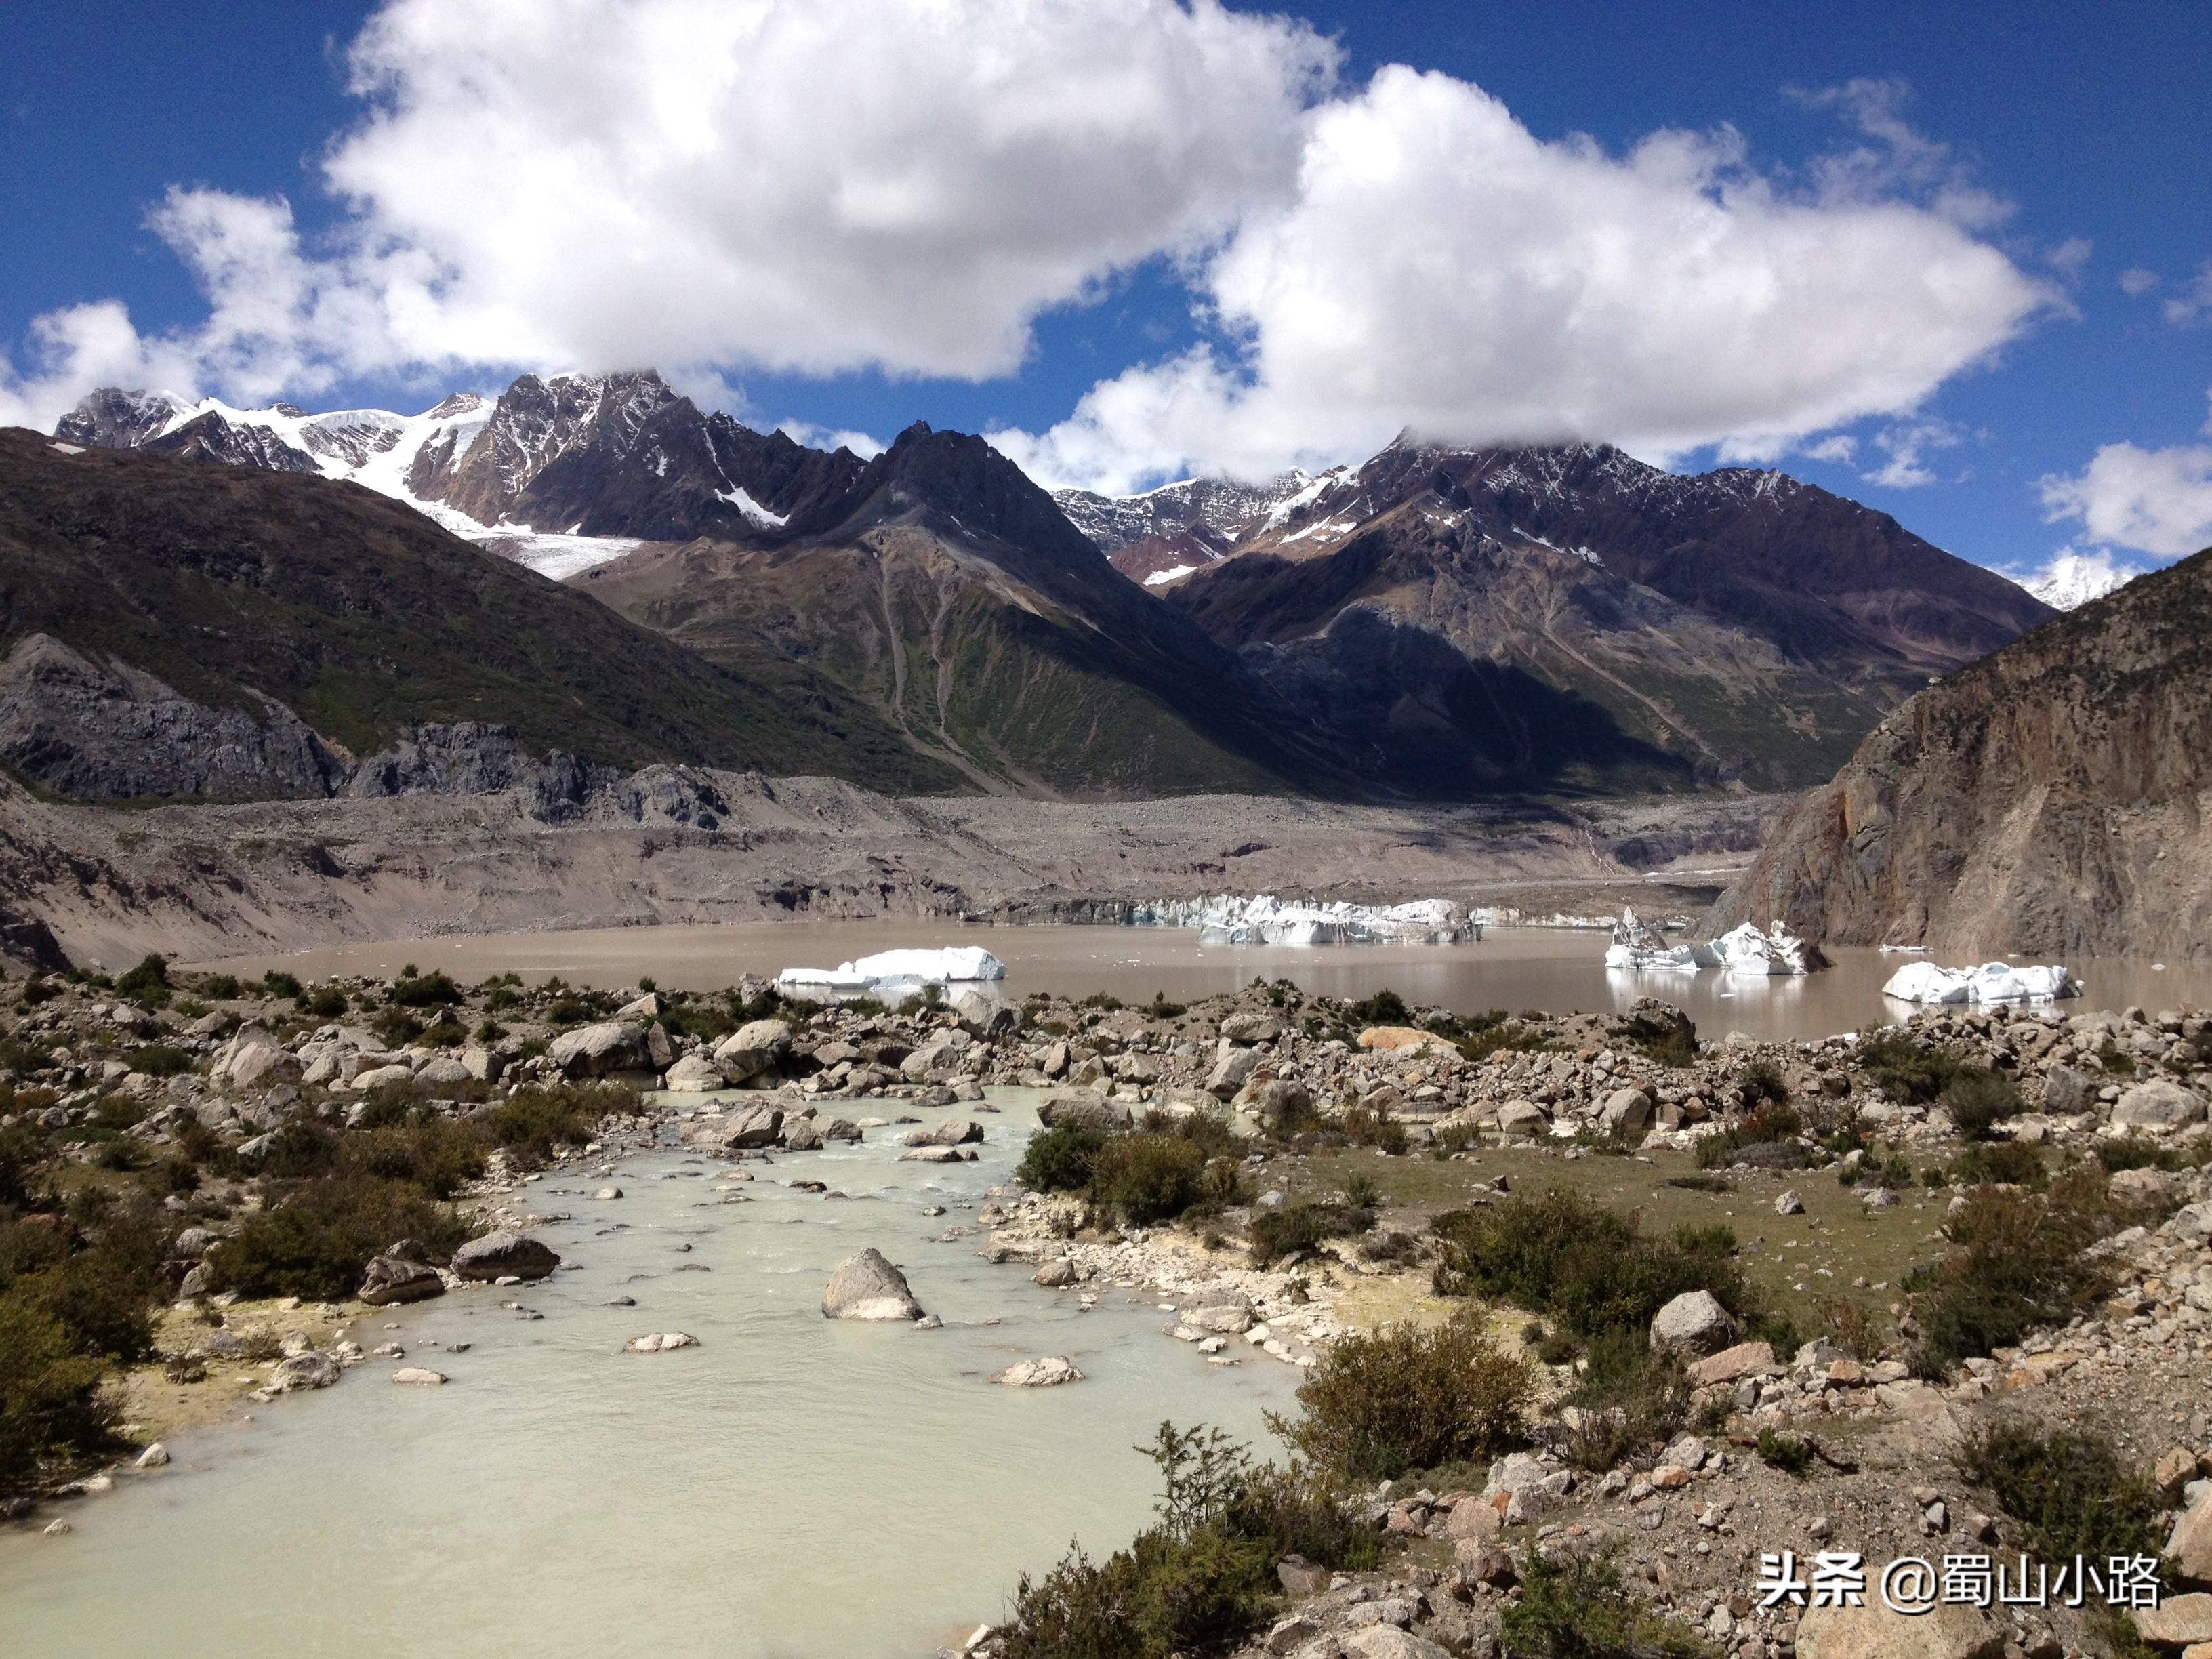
[197,922,2212,1044]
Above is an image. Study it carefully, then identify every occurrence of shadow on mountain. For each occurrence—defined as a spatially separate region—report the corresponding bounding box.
[1247,607,1695,798]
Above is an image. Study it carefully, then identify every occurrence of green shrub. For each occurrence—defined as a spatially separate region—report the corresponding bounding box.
[0,1292,115,1496]
[305,987,349,1019]
[1957,1425,2167,1561]
[1943,1067,2023,1140]
[1343,1172,1380,1209]
[1738,1060,1791,1107]
[1502,1549,1719,1658]
[1949,1140,2045,1188]
[389,971,463,1008]
[1908,1170,2114,1372]
[373,1008,424,1049]
[114,954,170,1001]
[1272,1315,1533,1480]
[208,1172,470,1301]
[1564,1327,1689,1471]
[1089,1133,1206,1225]
[190,973,243,1000]
[349,1115,487,1199]
[2095,1136,2202,1173]
[1249,1200,1368,1268]
[1338,1102,1410,1155]
[1694,1099,1805,1170]
[127,1044,192,1078]
[261,970,304,1000]
[1343,989,1409,1027]
[1019,1124,1107,1193]
[481,1082,641,1170]
[1756,1429,1814,1476]
[1856,1028,1962,1103]
[1431,1187,1755,1338]
[1619,1009,1699,1069]
[1000,1425,1374,1659]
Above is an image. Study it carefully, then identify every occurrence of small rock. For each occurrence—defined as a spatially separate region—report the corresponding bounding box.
[134,1442,169,1469]
[991,1355,1084,1387]
[621,1333,699,1353]
[1775,1189,1805,1216]
[391,1367,449,1385]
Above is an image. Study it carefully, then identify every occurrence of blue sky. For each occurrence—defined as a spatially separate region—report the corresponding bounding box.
[4,1,2209,577]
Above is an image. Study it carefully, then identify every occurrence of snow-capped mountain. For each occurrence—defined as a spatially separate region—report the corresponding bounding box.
[52,371,867,578]
[2012,550,2141,611]
[1052,471,1317,555]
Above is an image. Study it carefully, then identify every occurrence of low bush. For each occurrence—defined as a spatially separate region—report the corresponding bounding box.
[373,1008,424,1049]
[1343,989,1409,1027]
[126,1044,193,1078]
[1756,1428,1814,1477]
[1018,1124,1107,1193]
[1694,1099,1805,1170]
[1089,1133,1207,1225]
[0,1294,116,1496]
[390,971,463,1008]
[1431,1187,1756,1339]
[188,972,243,1000]
[1000,1424,1375,1659]
[1957,1425,2167,1561]
[2096,1135,2205,1173]
[1271,1315,1534,1480]
[261,970,303,1000]
[1737,1061,1791,1107]
[1337,1103,1408,1155]
[1563,1327,1689,1471]
[1343,1172,1380,1209]
[1948,1140,2045,1188]
[482,1082,642,1170]
[1619,1009,1700,1069]
[1856,1028,1962,1103]
[1501,1549,1719,1659]
[114,954,170,1002]
[1943,1067,2024,1140]
[207,1172,470,1301]
[1817,1297,1882,1362]
[1908,1169,2114,1373]
[304,986,349,1019]
[1250,1200,1369,1268]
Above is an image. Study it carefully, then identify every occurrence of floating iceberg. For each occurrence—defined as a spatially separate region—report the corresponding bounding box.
[1601,909,1826,975]
[775,947,1006,1002]
[1127,893,1473,946]
[1879,961,2077,1005]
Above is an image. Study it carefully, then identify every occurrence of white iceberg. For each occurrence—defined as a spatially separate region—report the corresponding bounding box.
[1127,893,1473,946]
[1879,960,2077,1005]
[1602,908,1826,975]
[775,946,1006,1002]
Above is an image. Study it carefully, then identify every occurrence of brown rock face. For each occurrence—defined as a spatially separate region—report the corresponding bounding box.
[1709,545,2212,958]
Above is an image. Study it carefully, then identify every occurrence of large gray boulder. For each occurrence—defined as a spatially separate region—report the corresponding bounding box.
[990,1355,1084,1387]
[2112,1078,2207,1128]
[226,1042,302,1091]
[2039,1064,2100,1115]
[721,1105,785,1149]
[922,1118,984,1147]
[1036,1090,1132,1132]
[663,1052,724,1092]
[358,1256,445,1306]
[821,1247,924,1321]
[450,1230,558,1282]
[545,1021,649,1078]
[1218,1012,1282,1044]
[272,1351,342,1392]
[780,1117,825,1151]
[415,1056,474,1088]
[1650,1290,1738,1357]
[1794,1598,2004,1659]
[714,1019,792,1082]
[1600,1088,1652,1132]
[2169,1483,2212,1587]
[1206,1043,1262,1098]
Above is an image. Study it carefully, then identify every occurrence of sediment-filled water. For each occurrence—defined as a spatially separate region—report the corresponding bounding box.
[0,1094,1296,1658]
[199,922,2212,1045]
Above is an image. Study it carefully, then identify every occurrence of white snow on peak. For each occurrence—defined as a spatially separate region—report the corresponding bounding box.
[716,486,787,529]
[1142,563,1200,587]
[2009,548,2142,611]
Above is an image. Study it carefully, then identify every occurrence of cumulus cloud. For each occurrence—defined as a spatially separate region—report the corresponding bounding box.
[1799,435,1858,464]
[777,419,886,459]
[1862,419,1964,489]
[2118,268,2160,297]
[998,69,2054,491]
[2164,261,2212,325]
[2041,394,2212,560]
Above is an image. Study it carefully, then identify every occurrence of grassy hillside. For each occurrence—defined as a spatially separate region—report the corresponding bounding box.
[0,429,962,792]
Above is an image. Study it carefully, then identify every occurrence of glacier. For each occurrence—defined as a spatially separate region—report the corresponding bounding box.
[1879,960,2078,1004]
[1601,907,1826,975]
[1122,894,1474,945]
[775,947,1006,1002]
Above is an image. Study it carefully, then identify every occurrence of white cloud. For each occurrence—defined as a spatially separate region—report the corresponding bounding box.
[2118,268,2160,296]
[777,419,885,459]
[1799,434,1858,464]
[2041,398,2212,560]
[2045,237,2092,277]
[1862,419,1963,489]
[998,69,2053,491]
[3,0,1334,430]
[2164,261,2212,325]
[2009,544,2144,609]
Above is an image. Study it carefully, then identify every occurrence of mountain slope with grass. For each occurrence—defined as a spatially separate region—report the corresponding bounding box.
[0,428,962,800]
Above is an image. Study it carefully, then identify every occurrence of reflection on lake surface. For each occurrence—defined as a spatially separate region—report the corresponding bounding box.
[0,1094,1294,1658]
[197,922,2212,1044]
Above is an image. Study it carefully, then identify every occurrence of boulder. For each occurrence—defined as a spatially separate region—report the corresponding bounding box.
[1445,1497,1501,1542]
[1036,1090,1132,1132]
[780,1118,825,1152]
[720,1105,785,1150]
[1650,1290,1738,1356]
[1600,1088,1652,1132]
[990,1355,1084,1387]
[1218,1012,1283,1044]
[662,1053,724,1092]
[713,1019,793,1081]
[822,1247,925,1321]
[1496,1099,1547,1134]
[615,991,661,1019]
[2135,1594,2212,1649]
[2109,1165,2179,1207]
[390,1367,448,1385]
[350,1063,414,1093]
[622,1332,699,1353]
[924,1118,985,1146]
[2113,1078,2208,1128]
[1686,1340,1772,1387]
[1357,1025,1449,1055]
[899,1145,965,1163]
[545,1021,650,1078]
[226,1042,302,1090]
[821,1118,861,1143]
[1793,1597,2004,1659]
[1775,1189,1805,1216]
[1339,1630,1451,1659]
[2041,1064,2100,1115]
[457,1044,506,1082]
[450,1230,558,1282]
[2170,1485,2212,1588]
[358,1255,445,1307]
[414,1056,473,1087]
[1033,1258,1080,1288]
[272,1351,342,1392]
[1206,1044,1263,1098]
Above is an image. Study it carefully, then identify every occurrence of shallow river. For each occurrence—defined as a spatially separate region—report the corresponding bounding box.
[199,922,2212,1044]
[0,1093,1296,1658]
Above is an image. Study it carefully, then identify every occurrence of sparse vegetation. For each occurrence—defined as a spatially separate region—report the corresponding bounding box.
[1271,1315,1534,1480]
[1958,1424,2167,1561]
[1250,1199,1370,1268]
[1501,1549,1719,1658]
[1907,1169,2115,1373]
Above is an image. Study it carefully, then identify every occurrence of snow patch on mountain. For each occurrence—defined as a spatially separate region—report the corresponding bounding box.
[2009,548,2142,611]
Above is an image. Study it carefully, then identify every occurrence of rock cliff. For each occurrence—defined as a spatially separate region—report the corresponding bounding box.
[1708,544,2212,958]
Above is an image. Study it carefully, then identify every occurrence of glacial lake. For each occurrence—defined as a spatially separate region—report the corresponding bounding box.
[198,922,2212,1044]
[0,1093,1296,1658]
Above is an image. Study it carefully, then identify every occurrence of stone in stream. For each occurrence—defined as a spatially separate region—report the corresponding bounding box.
[821,1247,925,1321]
[780,1118,825,1152]
[924,1118,985,1146]
[899,1145,964,1163]
[134,1443,169,1469]
[545,1020,651,1078]
[391,1367,449,1385]
[1035,1090,1132,1132]
[451,1229,559,1282]
[272,1351,342,1392]
[592,1186,625,1200]
[359,1254,445,1306]
[713,1019,793,1082]
[1032,1258,1080,1288]
[720,1105,785,1150]
[661,1054,723,1092]
[990,1355,1084,1387]
[622,1332,699,1353]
